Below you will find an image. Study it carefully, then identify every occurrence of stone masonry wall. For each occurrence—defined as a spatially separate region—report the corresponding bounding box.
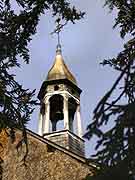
[0,130,95,180]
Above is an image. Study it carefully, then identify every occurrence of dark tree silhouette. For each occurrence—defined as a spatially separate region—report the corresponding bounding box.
[85,0,135,179]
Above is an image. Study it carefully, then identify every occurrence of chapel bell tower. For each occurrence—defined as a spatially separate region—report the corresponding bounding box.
[38,44,85,157]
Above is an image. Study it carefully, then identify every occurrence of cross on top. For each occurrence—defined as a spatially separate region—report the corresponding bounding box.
[55,18,61,49]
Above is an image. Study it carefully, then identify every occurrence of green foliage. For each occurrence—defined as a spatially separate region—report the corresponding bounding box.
[85,165,132,180]
[85,0,135,179]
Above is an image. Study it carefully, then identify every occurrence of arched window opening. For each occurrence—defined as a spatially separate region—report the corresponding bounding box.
[50,94,64,132]
[68,97,77,133]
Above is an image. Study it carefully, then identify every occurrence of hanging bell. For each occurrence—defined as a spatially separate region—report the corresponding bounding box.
[55,110,63,120]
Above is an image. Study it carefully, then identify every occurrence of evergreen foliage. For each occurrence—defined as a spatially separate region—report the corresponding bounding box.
[85,0,135,178]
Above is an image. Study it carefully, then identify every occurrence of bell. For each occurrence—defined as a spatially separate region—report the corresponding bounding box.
[55,110,63,120]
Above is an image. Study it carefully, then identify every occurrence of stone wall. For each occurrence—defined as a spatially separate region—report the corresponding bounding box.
[0,130,95,180]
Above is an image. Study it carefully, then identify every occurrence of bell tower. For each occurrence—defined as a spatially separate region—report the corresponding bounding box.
[38,44,85,156]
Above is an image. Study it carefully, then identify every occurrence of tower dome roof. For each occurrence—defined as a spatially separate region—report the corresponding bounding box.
[46,46,77,85]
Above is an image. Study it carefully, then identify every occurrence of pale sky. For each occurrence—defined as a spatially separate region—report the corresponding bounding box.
[15,0,124,157]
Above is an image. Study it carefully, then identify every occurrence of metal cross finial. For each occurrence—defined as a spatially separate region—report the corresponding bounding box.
[56,18,61,51]
[57,23,60,45]
[51,18,67,54]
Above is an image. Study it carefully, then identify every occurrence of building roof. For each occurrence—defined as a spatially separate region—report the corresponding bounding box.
[46,46,77,86]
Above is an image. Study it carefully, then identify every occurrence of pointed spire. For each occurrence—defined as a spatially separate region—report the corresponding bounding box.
[46,46,77,86]
[46,19,77,85]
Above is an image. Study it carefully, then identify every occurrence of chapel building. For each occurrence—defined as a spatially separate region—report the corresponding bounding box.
[0,43,99,180]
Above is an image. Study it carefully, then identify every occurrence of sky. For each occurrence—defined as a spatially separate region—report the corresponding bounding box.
[15,0,125,157]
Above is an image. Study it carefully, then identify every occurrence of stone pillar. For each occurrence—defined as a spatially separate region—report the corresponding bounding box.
[38,112,43,136]
[76,104,83,138]
[63,95,69,130]
[43,96,50,134]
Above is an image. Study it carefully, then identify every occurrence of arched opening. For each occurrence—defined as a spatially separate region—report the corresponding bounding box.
[68,97,77,133]
[50,94,64,132]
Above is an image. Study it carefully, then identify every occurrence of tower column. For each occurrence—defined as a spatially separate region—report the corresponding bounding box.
[76,104,83,138]
[38,112,43,136]
[63,94,69,130]
[43,96,50,134]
